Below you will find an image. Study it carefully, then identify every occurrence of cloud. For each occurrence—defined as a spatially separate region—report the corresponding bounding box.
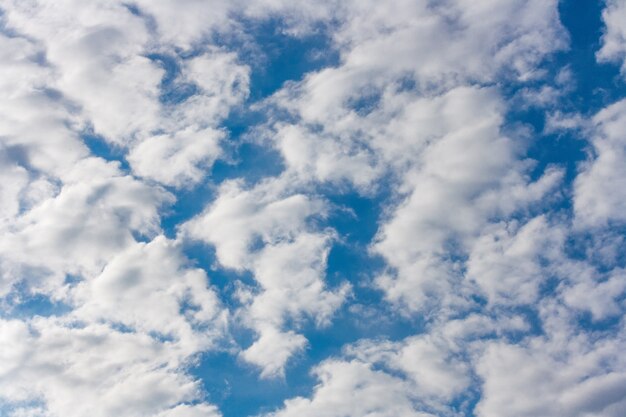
[266,312,531,417]
[266,359,431,417]
[0,31,87,177]
[574,99,626,228]
[74,236,227,347]
[125,49,250,187]
[598,0,626,75]
[349,337,471,401]
[183,177,326,270]
[0,318,220,417]
[2,0,161,142]
[2,1,250,189]
[476,301,626,417]
[0,158,172,296]
[261,0,566,192]
[371,87,560,313]
[183,177,348,376]
[467,216,565,306]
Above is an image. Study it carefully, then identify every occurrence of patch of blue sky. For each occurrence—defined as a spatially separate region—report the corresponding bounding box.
[202,139,286,196]
[1,281,71,319]
[0,400,47,417]
[564,226,626,269]
[218,16,340,101]
[346,88,383,116]
[196,350,318,417]
[578,309,624,334]
[81,131,131,172]
[180,239,258,316]
[160,183,217,239]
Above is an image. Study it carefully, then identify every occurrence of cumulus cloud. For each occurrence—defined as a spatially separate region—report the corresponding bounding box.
[266,312,530,417]
[598,0,626,75]
[184,177,348,376]
[0,318,220,417]
[371,87,560,313]
[0,158,171,298]
[74,236,227,346]
[266,360,430,417]
[575,99,626,227]
[467,216,565,306]
[476,301,626,417]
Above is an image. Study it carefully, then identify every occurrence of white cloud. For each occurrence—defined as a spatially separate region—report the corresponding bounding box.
[348,336,471,401]
[240,328,308,379]
[467,216,565,306]
[127,127,225,187]
[183,177,348,376]
[183,177,326,270]
[370,87,557,313]
[155,404,221,417]
[476,305,626,417]
[126,49,250,187]
[240,232,349,377]
[0,232,227,417]
[266,360,431,417]
[598,0,626,75]
[258,0,568,316]
[560,265,626,321]
[575,99,626,228]
[2,0,161,143]
[0,146,29,223]
[0,318,221,417]
[74,236,227,348]
[2,2,251,189]
[0,32,88,178]
[261,0,566,193]
[267,312,533,417]
[0,157,172,297]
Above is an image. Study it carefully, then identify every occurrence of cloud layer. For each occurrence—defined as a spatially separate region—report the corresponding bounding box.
[1,1,625,417]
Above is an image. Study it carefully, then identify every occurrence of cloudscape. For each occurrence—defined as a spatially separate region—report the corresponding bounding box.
[1,1,626,416]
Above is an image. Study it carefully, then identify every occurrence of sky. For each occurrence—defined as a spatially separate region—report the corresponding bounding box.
[1,1,626,416]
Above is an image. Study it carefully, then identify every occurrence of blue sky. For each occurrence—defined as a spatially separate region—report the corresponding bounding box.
[1,1,626,417]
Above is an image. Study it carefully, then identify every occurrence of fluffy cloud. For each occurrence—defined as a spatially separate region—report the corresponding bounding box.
[256,0,568,318]
[467,216,565,306]
[0,31,87,178]
[2,0,161,142]
[266,360,430,417]
[184,177,348,376]
[598,0,626,75]
[372,87,561,313]
[263,0,566,189]
[575,99,626,228]
[0,158,171,296]
[125,49,250,187]
[2,1,250,189]
[266,313,530,417]
[74,236,227,347]
[0,318,220,417]
[476,301,626,417]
